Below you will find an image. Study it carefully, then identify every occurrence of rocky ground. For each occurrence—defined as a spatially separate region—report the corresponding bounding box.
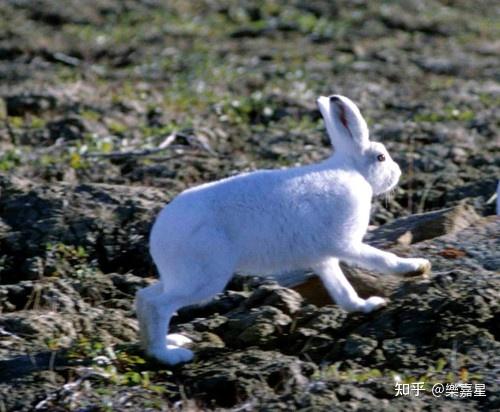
[0,0,498,410]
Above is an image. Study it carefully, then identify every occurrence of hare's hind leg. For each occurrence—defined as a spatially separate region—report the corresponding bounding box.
[313,257,386,313]
[137,231,236,365]
[135,283,194,365]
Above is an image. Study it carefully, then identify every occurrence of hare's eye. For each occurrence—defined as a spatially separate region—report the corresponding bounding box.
[377,154,386,162]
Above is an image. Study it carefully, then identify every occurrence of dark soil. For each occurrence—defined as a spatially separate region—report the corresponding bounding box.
[0,1,498,411]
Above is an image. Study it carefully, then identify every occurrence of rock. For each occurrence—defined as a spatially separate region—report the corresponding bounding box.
[497,181,500,214]
[108,272,151,296]
[343,335,378,358]
[415,57,461,75]
[217,306,292,347]
[0,267,152,362]
[366,201,481,247]
[181,349,315,408]
[0,311,77,354]
[243,281,303,315]
[0,174,170,283]
[46,116,87,141]
[4,93,58,116]
[379,7,455,36]
[445,178,499,214]
[0,279,78,313]
[292,264,399,306]
[174,290,250,324]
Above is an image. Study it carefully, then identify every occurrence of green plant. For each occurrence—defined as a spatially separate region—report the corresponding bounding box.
[68,337,106,360]
[216,92,278,125]
[413,107,475,123]
[80,109,101,122]
[7,116,23,128]
[68,338,165,389]
[44,243,94,278]
[314,363,383,383]
[0,149,21,171]
[313,358,483,387]
[107,120,128,135]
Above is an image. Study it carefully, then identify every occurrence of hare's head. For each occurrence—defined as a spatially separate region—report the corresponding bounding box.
[317,95,401,195]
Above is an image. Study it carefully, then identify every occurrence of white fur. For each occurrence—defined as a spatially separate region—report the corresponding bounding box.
[136,95,431,365]
[496,180,499,215]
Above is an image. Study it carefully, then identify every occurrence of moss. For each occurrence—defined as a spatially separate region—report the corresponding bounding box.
[107,119,128,135]
[29,116,47,129]
[314,363,383,383]
[80,109,101,122]
[7,116,24,128]
[478,93,500,108]
[0,149,21,171]
[413,107,475,123]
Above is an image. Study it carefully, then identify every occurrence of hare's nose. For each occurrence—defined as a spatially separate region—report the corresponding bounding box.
[394,163,402,178]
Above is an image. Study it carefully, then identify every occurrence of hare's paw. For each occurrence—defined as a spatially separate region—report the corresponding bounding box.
[167,333,193,347]
[148,346,194,365]
[165,345,194,364]
[361,296,387,313]
[394,258,431,278]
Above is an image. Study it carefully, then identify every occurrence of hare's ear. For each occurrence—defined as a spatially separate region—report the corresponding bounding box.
[317,95,370,153]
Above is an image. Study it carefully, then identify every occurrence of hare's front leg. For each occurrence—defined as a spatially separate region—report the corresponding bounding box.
[313,258,387,313]
[341,243,431,277]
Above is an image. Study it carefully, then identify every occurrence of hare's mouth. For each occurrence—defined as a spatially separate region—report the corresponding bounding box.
[372,171,400,197]
[379,187,397,206]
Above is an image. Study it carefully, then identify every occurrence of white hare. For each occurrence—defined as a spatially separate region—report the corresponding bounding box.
[136,95,431,365]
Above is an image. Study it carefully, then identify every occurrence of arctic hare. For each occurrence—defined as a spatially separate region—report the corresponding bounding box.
[136,95,431,365]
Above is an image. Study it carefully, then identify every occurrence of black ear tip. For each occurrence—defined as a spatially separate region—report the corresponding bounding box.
[329,95,340,102]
